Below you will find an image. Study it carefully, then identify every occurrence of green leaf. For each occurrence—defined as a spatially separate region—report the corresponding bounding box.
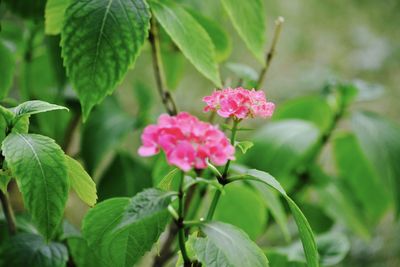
[252,182,291,242]
[221,0,266,63]
[67,236,103,267]
[81,97,135,174]
[150,0,222,87]
[160,40,186,91]
[272,96,333,131]
[187,9,232,62]
[2,133,69,240]
[317,182,370,239]
[271,231,349,267]
[117,188,174,229]
[225,62,258,88]
[191,221,269,267]
[45,0,71,35]
[351,111,400,216]
[235,140,254,154]
[0,233,68,267]
[333,133,390,223]
[230,169,319,267]
[0,41,16,99]
[61,0,151,119]
[157,167,180,191]
[66,155,97,206]
[243,120,320,178]
[82,193,170,267]
[214,184,266,240]
[98,153,151,200]
[12,100,68,119]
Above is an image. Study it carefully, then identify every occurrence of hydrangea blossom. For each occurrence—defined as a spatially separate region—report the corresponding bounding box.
[203,87,275,119]
[138,112,235,171]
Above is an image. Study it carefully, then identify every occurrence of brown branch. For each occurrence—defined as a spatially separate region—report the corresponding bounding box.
[0,190,17,235]
[255,16,285,89]
[149,16,177,116]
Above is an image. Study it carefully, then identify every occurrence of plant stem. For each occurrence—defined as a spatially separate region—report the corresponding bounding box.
[177,171,191,266]
[206,119,240,221]
[149,16,177,116]
[255,16,284,89]
[0,189,17,235]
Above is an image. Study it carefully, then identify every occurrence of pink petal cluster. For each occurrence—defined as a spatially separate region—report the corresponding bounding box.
[138,112,235,172]
[203,87,275,119]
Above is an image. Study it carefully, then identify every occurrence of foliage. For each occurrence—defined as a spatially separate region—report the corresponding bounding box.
[0,1,399,267]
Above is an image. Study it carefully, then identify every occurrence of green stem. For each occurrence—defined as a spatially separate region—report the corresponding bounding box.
[177,171,190,265]
[206,119,240,221]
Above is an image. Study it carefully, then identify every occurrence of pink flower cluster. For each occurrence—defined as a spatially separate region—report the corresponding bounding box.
[203,87,275,119]
[138,112,235,171]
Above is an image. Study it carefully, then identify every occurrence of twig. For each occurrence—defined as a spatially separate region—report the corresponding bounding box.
[0,190,17,235]
[255,16,285,89]
[149,16,177,116]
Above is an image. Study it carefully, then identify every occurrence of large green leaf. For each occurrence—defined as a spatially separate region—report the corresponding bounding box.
[221,0,266,63]
[61,0,151,119]
[98,153,151,200]
[82,191,171,267]
[333,133,390,223]
[351,111,400,215]
[214,184,267,240]
[117,188,174,229]
[0,233,68,267]
[187,9,232,62]
[243,120,320,178]
[45,0,71,35]
[0,40,16,99]
[190,221,269,267]
[2,133,69,240]
[230,169,319,267]
[81,97,135,174]
[66,155,97,206]
[150,0,222,87]
[272,96,333,131]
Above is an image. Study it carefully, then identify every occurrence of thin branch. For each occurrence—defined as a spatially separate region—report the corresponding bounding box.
[0,190,17,235]
[149,16,177,116]
[255,16,285,89]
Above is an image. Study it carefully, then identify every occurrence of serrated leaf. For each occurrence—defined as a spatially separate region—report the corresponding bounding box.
[0,40,16,99]
[2,133,69,240]
[81,97,135,174]
[45,0,71,35]
[191,221,269,267]
[187,9,232,62]
[214,184,266,240]
[12,100,68,119]
[230,169,319,267]
[61,0,151,119]
[150,0,222,87]
[82,195,170,267]
[0,233,68,267]
[221,0,266,63]
[66,155,97,206]
[118,188,175,229]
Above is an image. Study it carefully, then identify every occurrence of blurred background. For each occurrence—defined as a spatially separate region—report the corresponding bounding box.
[1,0,399,266]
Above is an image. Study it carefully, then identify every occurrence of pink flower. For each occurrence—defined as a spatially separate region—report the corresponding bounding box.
[138,112,235,172]
[203,87,275,119]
